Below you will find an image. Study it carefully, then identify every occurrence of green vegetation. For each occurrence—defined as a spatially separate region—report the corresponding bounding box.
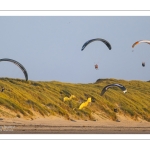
[0,77,150,121]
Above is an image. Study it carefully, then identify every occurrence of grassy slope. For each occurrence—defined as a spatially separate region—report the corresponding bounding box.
[0,78,150,121]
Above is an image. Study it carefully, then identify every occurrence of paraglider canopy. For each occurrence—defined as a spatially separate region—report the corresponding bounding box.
[0,58,28,81]
[81,38,112,51]
[132,40,150,48]
[100,83,127,96]
[81,38,111,70]
[79,97,92,110]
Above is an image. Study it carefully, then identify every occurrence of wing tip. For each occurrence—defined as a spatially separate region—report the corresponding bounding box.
[123,90,127,93]
[132,41,139,48]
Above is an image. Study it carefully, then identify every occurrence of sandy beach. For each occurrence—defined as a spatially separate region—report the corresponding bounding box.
[0,114,150,134]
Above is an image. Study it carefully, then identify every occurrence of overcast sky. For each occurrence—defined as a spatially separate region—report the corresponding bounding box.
[0,16,150,83]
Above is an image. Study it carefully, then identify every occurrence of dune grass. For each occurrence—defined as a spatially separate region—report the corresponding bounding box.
[0,77,149,121]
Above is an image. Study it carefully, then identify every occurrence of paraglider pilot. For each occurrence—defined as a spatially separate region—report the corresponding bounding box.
[95,64,98,70]
[1,87,4,92]
[142,62,145,67]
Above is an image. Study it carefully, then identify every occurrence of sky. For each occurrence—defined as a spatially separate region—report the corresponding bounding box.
[0,16,150,83]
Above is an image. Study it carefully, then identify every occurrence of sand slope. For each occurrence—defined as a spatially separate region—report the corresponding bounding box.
[0,115,150,134]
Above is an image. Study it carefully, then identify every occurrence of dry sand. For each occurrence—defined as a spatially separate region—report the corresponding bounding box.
[0,114,150,134]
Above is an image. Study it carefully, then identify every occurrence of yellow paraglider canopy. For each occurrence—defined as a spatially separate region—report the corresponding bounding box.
[79,97,91,110]
[63,95,76,101]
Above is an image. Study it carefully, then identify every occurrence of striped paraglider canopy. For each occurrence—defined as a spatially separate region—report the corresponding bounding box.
[0,58,28,81]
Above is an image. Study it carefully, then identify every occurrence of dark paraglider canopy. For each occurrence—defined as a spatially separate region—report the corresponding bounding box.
[0,58,28,81]
[81,38,111,70]
[81,38,112,51]
[100,83,127,96]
